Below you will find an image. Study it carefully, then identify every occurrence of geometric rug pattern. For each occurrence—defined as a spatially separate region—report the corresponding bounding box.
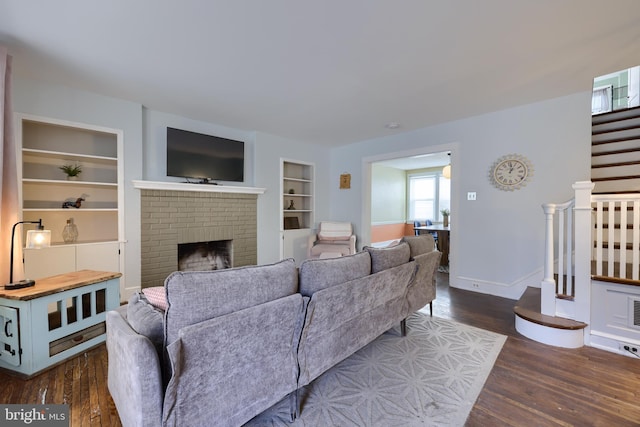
[246,312,506,427]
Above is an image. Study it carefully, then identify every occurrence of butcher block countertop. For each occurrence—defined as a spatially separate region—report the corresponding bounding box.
[0,270,121,301]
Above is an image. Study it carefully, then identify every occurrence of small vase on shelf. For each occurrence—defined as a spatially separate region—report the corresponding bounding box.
[62,218,79,243]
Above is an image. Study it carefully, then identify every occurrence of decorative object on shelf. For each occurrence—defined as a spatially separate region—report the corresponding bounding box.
[340,173,351,189]
[62,196,86,209]
[441,209,450,227]
[489,154,534,191]
[284,217,300,230]
[6,219,51,289]
[59,163,82,180]
[287,200,296,210]
[288,188,295,194]
[62,218,79,243]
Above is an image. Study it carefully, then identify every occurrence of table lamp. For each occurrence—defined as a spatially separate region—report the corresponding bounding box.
[6,219,50,289]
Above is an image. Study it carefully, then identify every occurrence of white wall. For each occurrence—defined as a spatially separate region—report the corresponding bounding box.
[330,92,593,299]
[13,77,143,300]
[371,164,406,224]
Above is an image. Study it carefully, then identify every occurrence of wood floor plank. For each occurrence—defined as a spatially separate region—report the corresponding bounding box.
[0,271,638,426]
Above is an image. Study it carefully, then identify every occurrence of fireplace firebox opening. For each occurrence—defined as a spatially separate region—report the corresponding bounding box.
[178,240,233,271]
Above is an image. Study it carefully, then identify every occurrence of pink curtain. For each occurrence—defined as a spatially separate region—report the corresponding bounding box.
[0,46,20,284]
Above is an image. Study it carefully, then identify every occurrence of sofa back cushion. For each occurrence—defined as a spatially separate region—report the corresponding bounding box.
[126,292,165,357]
[164,258,298,346]
[400,235,435,259]
[365,242,411,273]
[317,221,353,241]
[299,251,371,296]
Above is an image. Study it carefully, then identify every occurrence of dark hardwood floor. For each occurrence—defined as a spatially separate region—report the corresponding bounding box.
[433,273,640,427]
[1,272,639,426]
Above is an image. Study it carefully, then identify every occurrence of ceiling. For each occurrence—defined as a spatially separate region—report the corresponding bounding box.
[1,1,639,147]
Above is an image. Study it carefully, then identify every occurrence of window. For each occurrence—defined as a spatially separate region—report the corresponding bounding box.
[592,85,613,114]
[408,172,450,222]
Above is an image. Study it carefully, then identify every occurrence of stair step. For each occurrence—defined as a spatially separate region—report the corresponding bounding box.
[598,241,639,250]
[590,261,640,284]
[592,105,640,125]
[513,287,587,330]
[592,146,640,156]
[591,174,640,182]
[591,159,640,168]
[592,129,640,144]
[592,120,640,136]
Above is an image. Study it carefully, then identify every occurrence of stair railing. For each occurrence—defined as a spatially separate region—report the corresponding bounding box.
[541,181,594,322]
[592,194,640,280]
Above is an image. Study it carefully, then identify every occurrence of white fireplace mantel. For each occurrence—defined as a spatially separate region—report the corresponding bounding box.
[132,180,266,194]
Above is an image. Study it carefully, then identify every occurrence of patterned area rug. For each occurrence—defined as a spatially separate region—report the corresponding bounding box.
[246,312,506,427]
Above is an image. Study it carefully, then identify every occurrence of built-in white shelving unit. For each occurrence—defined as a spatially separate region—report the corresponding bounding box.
[17,114,124,281]
[281,159,314,264]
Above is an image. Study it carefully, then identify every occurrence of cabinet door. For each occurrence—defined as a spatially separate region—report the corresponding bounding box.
[24,246,75,279]
[282,229,313,266]
[0,306,21,366]
[76,242,119,272]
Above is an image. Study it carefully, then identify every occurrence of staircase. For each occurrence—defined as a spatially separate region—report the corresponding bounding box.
[591,106,640,194]
[514,106,640,352]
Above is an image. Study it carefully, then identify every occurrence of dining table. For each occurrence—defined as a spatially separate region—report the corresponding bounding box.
[414,224,450,267]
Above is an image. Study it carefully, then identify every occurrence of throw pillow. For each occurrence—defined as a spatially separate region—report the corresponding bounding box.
[365,242,411,273]
[400,235,435,258]
[142,286,168,311]
[299,251,371,296]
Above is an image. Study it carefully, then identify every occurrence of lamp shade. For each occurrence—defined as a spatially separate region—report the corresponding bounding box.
[26,228,51,249]
[442,164,451,179]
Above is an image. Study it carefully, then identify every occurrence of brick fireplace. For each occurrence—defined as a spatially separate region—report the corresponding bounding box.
[137,182,262,288]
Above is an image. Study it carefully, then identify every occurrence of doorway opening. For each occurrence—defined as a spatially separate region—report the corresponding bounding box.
[369,151,450,248]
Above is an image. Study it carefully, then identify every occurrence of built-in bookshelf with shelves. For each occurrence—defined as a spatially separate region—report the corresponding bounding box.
[282,160,314,230]
[17,114,124,280]
[281,159,314,265]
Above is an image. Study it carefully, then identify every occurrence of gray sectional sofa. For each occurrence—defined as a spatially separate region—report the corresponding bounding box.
[106,235,440,427]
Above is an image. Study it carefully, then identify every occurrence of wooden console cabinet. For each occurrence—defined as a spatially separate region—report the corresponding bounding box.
[0,270,120,377]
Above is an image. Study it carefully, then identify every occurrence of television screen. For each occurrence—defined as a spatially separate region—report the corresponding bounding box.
[166,127,244,183]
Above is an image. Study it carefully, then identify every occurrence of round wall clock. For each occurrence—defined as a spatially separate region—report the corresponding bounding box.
[489,154,533,191]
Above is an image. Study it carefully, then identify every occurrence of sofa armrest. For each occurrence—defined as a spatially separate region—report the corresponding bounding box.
[348,234,356,254]
[404,250,442,315]
[307,232,318,258]
[106,310,163,427]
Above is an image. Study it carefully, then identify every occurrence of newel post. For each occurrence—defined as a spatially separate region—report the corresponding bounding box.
[572,181,595,328]
[541,203,557,316]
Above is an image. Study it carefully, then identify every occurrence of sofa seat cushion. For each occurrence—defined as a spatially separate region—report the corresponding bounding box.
[309,242,353,257]
[164,258,298,346]
[299,251,371,297]
[365,242,411,273]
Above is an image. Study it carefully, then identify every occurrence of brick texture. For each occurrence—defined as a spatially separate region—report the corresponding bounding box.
[140,189,258,288]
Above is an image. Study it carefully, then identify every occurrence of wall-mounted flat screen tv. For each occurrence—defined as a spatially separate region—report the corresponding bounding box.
[166,127,244,183]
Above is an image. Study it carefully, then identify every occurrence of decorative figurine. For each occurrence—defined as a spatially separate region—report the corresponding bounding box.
[62,197,85,209]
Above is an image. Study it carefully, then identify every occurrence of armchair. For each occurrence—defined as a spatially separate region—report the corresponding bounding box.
[308,221,356,259]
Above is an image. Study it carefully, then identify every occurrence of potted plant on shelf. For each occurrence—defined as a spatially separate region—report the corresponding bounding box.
[59,163,82,180]
[440,209,450,227]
